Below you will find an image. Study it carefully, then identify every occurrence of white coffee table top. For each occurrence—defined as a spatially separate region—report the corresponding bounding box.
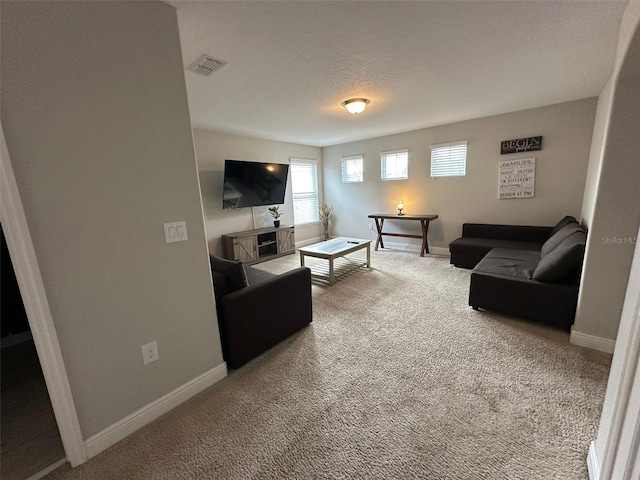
[298,237,370,257]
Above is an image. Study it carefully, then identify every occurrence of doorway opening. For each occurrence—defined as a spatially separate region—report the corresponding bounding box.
[1,226,66,478]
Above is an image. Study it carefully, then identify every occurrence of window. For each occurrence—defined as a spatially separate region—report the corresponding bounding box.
[430,140,467,177]
[381,149,408,180]
[341,155,364,183]
[290,159,319,225]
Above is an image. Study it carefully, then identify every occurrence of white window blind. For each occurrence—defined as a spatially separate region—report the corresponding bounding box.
[341,155,364,183]
[381,149,408,180]
[291,159,319,225]
[430,141,467,177]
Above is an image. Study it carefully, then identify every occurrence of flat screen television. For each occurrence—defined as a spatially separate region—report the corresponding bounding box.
[222,159,289,209]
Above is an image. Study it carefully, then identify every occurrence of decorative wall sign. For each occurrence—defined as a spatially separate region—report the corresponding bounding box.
[499,157,535,199]
[500,136,542,154]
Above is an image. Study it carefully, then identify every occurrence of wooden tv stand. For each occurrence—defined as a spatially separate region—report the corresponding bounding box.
[221,225,295,265]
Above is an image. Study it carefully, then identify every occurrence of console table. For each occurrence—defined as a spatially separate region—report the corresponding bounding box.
[368,214,439,256]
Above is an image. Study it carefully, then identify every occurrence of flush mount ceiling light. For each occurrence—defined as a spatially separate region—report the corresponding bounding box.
[342,98,370,115]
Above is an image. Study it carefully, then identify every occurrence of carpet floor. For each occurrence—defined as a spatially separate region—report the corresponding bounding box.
[46,250,611,479]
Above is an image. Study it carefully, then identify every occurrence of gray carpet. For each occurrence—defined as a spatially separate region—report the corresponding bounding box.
[46,250,611,479]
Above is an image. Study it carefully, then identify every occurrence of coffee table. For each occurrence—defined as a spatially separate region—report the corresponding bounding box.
[298,237,371,285]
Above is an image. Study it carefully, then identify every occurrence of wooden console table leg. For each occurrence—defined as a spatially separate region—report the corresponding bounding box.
[374,218,385,251]
[420,220,431,256]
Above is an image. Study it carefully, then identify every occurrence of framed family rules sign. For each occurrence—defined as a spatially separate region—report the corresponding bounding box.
[499,157,535,199]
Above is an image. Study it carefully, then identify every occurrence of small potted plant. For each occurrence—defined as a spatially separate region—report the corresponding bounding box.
[268,206,283,227]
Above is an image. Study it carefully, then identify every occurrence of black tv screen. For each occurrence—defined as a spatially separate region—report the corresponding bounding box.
[222,159,289,209]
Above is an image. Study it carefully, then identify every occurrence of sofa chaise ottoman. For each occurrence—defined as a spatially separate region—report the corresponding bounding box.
[468,219,586,329]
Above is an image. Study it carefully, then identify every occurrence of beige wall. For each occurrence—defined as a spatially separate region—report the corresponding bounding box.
[580,77,614,228]
[1,1,223,438]
[574,0,640,344]
[322,99,597,250]
[193,129,323,256]
[590,1,640,471]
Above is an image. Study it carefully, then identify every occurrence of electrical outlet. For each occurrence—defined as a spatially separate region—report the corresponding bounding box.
[142,341,159,365]
[369,223,374,230]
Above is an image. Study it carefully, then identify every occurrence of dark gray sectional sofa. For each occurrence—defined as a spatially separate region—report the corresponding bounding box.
[449,216,586,329]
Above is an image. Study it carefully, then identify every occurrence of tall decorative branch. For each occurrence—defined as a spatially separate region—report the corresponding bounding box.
[319,203,334,241]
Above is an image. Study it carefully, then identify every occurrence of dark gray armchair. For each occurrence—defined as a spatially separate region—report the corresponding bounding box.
[209,256,312,369]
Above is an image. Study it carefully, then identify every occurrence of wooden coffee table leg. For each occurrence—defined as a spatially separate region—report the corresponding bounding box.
[300,251,306,266]
[366,243,371,267]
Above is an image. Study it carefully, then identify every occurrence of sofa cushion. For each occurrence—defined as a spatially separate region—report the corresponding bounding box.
[540,223,585,257]
[449,237,543,256]
[461,223,553,243]
[550,215,578,237]
[209,256,249,293]
[533,231,586,283]
[473,248,540,280]
[244,265,277,286]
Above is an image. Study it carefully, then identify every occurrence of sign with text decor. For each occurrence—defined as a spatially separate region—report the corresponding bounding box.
[500,136,542,154]
[499,157,535,199]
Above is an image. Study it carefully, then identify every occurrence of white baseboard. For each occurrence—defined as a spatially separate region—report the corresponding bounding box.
[377,240,450,257]
[570,328,616,354]
[428,246,450,256]
[587,440,601,480]
[85,362,228,459]
[295,236,324,248]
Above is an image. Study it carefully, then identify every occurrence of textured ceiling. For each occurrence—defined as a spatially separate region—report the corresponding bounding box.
[168,1,628,147]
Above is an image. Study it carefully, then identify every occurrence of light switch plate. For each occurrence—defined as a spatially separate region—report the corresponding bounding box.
[164,221,188,243]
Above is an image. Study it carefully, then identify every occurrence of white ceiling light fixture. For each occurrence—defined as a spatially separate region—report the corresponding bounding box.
[342,98,370,115]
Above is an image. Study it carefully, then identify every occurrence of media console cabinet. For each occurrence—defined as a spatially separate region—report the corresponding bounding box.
[222,225,295,265]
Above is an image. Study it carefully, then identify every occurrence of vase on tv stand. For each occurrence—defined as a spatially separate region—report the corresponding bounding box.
[274,220,280,228]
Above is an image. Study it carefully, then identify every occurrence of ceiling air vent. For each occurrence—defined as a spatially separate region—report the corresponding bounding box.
[187,54,227,77]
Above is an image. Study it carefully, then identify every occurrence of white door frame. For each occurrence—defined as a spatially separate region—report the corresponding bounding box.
[1,123,87,466]
[594,227,640,480]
